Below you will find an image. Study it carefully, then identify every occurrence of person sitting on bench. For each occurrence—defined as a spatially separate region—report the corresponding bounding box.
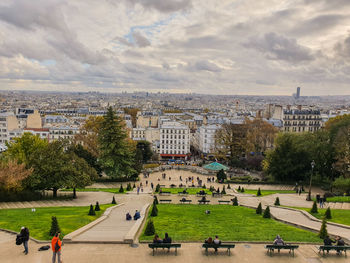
[201,196,207,202]
[273,235,285,246]
[153,234,162,243]
[323,235,335,246]
[213,235,221,252]
[163,233,172,243]
[335,236,345,255]
[205,237,213,244]
[182,189,187,194]
[133,210,141,220]
[126,212,132,221]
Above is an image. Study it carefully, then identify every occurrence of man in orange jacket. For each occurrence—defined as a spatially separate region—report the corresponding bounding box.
[51,232,62,263]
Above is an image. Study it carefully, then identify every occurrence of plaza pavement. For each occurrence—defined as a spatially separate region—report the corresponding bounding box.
[1,231,349,263]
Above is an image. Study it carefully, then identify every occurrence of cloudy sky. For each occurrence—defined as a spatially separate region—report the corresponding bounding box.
[0,0,349,95]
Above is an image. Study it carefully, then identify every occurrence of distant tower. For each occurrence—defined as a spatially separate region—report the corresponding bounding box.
[296,87,301,99]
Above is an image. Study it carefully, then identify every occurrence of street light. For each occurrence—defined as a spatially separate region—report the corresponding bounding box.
[307,160,315,201]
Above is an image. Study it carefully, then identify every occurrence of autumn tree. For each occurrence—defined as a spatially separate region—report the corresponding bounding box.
[0,160,32,192]
[74,116,104,157]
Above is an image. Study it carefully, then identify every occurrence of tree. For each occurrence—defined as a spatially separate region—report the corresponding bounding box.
[245,118,278,153]
[49,216,61,236]
[74,116,104,158]
[88,204,96,216]
[332,126,350,178]
[151,204,158,217]
[216,169,227,182]
[155,184,160,193]
[98,107,136,178]
[215,123,248,161]
[263,206,271,218]
[153,196,159,205]
[95,201,100,211]
[119,184,124,193]
[256,202,262,214]
[144,219,155,236]
[232,196,238,206]
[26,140,96,198]
[325,207,332,219]
[123,108,139,127]
[0,160,32,192]
[238,186,241,191]
[136,140,153,163]
[112,196,116,204]
[126,183,132,191]
[3,132,48,166]
[311,201,318,214]
[319,217,328,239]
[257,188,261,196]
[274,197,280,206]
[241,187,245,193]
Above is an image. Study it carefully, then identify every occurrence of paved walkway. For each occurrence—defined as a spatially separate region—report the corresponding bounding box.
[1,231,349,263]
[70,193,152,243]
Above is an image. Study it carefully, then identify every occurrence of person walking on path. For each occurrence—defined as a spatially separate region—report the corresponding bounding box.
[19,227,29,255]
[51,232,62,263]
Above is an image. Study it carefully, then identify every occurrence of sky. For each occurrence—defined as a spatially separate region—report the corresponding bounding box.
[0,0,350,95]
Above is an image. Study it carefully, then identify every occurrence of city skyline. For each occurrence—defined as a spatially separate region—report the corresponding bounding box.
[0,0,350,95]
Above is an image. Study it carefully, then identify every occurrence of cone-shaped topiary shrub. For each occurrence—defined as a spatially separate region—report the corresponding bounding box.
[112,196,116,204]
[263,206,271,218]
[126,183,132,191]
[155,184,160,193]
[227,184,231,189]
[119,184,124,193]
[238,186,241,191]
[221,186,226,194]
[49,216,61,236]
[153,196,159,205]
[257,188,262,196]
[232,196,238,206]
[151,203,158,217]
[319,217,328,239]
[95,201,100,211]
[144,219,155,236]
[310,201,318,214]
[325,207,332,219]
[274,197,280,206]
[88,204,96,216]
[256,202,262,214]
[241,187,245,193]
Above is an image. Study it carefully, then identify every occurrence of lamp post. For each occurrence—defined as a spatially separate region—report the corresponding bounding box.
[307,160,315,201]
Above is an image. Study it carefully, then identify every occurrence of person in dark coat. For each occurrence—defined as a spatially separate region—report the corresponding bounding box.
[19,227,30,255]
[163,233,172,243]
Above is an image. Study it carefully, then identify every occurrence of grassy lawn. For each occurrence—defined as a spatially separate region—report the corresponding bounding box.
[61,188,130,194]
[237,189,297,196]
[0,204,114,240]
[312,196,350,203]
[289,207,350,226]
[140,204,320,242]
[160,188,212,195]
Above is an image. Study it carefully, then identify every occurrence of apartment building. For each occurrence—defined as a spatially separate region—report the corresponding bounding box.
[197,124,221,154]
[283,109,322,132]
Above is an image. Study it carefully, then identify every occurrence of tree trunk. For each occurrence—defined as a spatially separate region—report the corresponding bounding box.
[73,187,77,199]
[53,188,57,198]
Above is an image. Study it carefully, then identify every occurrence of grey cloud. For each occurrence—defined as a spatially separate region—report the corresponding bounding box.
[151,72,179,82]
[132,31,151,47]
[245,32,314,62]
[334,34,350,58]
[193,60,221,72]
[292,14,346,36]
[128,0,192,13]
[303,0,350,10]
[115,37,134,47]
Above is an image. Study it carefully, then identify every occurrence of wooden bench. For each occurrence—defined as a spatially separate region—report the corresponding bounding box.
[159,191,171,196]
[202,243,235,255]
[159,199,172,203]
[218,200,230,204]
[198,200,210,204]
[265,245,299,257]
[318,245,350,257]
[179,199,192,204]
[148,243,181,256]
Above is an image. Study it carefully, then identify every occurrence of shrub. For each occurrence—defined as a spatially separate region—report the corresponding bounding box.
[112,196,116,204]
[221,186,226,194]
[217,187,220,193]
[88,204,96,216]
[49,216,61,236]
[216,169,227,182]
[203,184,206,189]
[325,207,332,219]
[241,187,245,193]
[263,206,271,218]
[119,184,124,193]
[133,183,136,188]
[153,196,159,205]
[209,186,215,192]
[232,196,238,206]
[151,204,158,217]
[144,219,155,236]
[95,201,100,211]
[257,188,262,196]
[238,186,241,191]
[155,184,160,193]
[274,197,280,206]
[256,202,262,214]
[319,217,328,239]
[227,184,231,189]
[310,201,318,214]
[126,183,132,191]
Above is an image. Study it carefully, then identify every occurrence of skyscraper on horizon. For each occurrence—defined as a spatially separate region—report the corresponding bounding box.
[296,87,301,99]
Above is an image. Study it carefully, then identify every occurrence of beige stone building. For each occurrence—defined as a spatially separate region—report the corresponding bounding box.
[283,109,322,132]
